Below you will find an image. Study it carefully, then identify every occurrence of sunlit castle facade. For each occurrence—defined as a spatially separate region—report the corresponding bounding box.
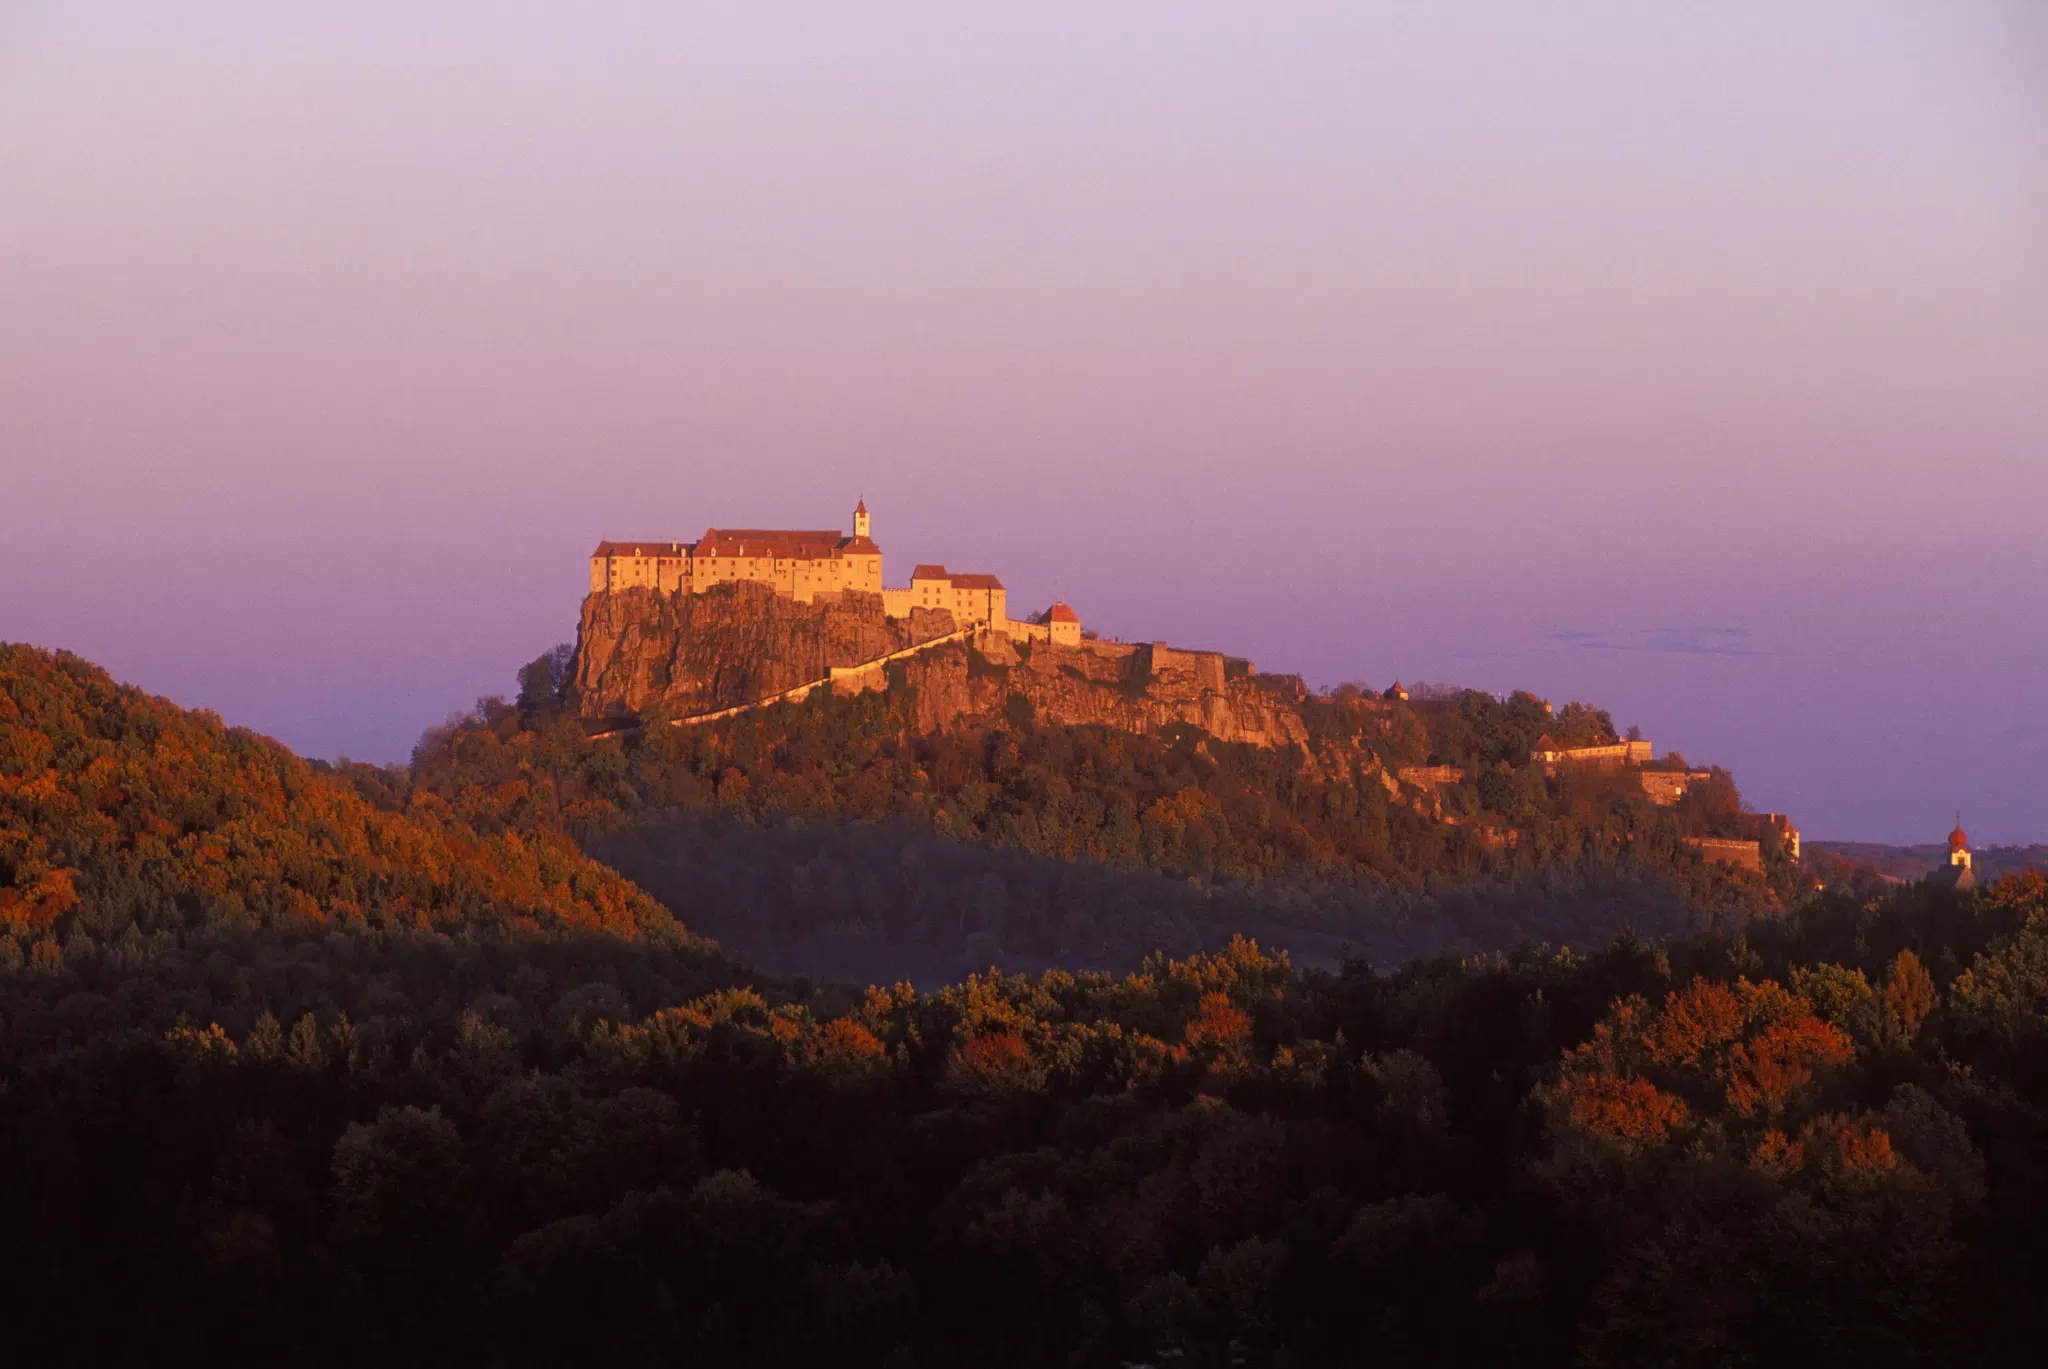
[589,499,880,602]
[883,565,1007,626]
[589,499,1080,641]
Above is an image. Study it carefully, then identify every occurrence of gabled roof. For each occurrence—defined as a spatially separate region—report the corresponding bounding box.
[696,528,846,559]
[911,565,1003,589]
[592,540,692,558]
[1046,601,1080,623]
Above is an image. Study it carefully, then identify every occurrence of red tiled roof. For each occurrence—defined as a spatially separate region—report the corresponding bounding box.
[1046,602,1080,623]
[592,541,692,558]
[598,527,882,562]
[696,528,845,559]
[910,565,1003,589]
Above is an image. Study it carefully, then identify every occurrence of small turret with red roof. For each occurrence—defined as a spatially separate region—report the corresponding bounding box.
[1038,601,1082,645]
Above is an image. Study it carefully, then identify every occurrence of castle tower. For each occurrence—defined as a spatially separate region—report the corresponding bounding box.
[853,498,871,540]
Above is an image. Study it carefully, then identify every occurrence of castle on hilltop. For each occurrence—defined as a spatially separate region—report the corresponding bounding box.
[590,500,1083,645]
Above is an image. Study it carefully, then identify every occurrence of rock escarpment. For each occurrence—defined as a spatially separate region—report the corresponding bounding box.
[568,583,1313,748]
[568,583,957,718]
[890,634,1312,747]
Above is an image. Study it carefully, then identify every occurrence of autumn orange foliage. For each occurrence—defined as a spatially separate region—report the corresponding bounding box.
[947,1030,1043,1095]
[1184,991,1253,1055]
[1799,1114,1900,1179]
[0,645,692,942]
[1553,977,1853,1152]
[1560,1073,1693,1154]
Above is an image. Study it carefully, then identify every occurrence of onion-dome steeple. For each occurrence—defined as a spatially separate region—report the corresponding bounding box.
[1942,814,1974,880]
[1927,814,1976,887]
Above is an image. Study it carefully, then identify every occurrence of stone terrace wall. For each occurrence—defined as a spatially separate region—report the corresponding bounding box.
[1686,837,1763,873]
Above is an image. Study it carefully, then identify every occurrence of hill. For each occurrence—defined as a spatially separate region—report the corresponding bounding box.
[404,683,1789,981]
[1811,841,2048,884]
[0,643,741,1057]
[384,587,1806,981]
[572,581,1316,746]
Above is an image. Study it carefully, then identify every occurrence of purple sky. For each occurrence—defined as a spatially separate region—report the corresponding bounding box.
[3,4,2044,845]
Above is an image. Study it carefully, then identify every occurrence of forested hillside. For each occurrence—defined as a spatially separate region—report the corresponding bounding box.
[384,655,1799,980]
[1813,841,2048,885]
[0,645,739,1056]
[590,812,1735,987]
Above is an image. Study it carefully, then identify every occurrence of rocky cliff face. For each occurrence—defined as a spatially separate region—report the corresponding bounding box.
[568,583,1313,748]
[890,634,1312,748]
[568,583,957,718]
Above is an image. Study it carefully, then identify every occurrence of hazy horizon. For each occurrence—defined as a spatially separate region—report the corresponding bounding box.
[4,3,2044,845]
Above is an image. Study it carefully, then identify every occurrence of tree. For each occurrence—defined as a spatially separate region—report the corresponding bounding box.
[332,1105,472,1308]
[1553,701,1619,748]
[518,643,576,711]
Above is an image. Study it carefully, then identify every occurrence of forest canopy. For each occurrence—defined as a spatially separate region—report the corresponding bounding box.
[8,641,2040,1364]
[377,658,1797,981]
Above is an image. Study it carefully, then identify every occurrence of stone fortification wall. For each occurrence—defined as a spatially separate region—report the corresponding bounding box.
[1537,739,1654,768]
[1140,644,1227,694]
[1686,837,1763,873]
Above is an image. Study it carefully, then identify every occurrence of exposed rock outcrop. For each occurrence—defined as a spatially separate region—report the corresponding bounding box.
[568,583,957,718]
[568,583,1312,748]
[887,634,1311,747]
